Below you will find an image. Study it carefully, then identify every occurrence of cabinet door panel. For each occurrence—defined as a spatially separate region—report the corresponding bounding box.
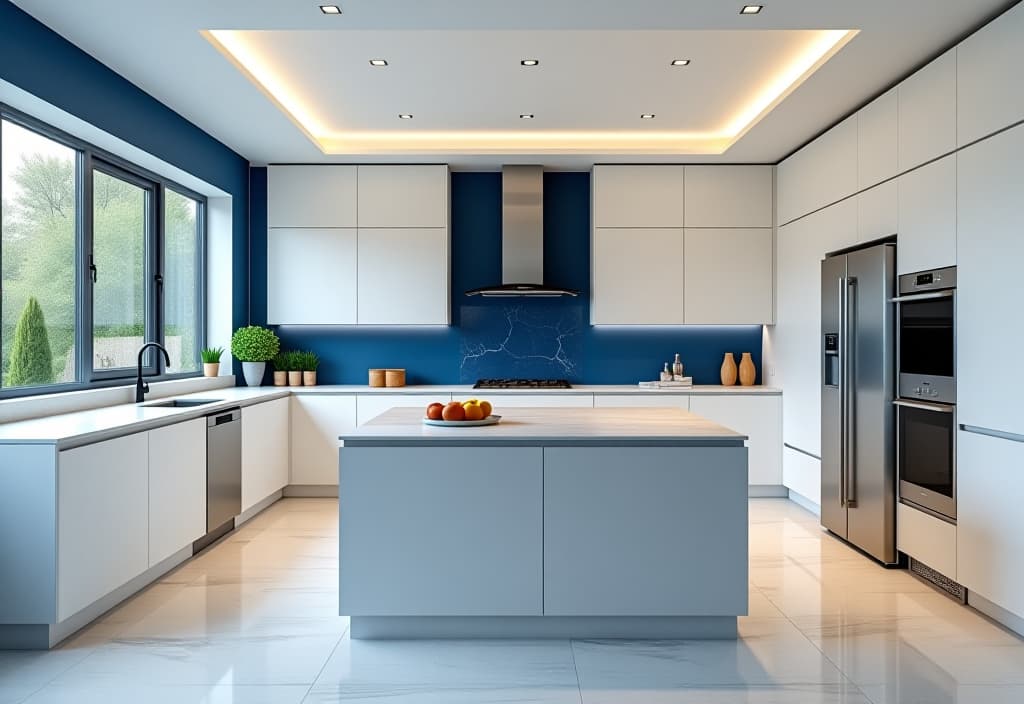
[897,154,956,276]
[690,395,782,486]
[268,165,357,228]
[858,89,899,190]
[957,125,1024,435]
[356,394,450,426]
[593,394,690,410]
[857,180,897,242]
[898,50,956,171]
[357,228,449,325]
[58,433,149,620]
[684,166,773,228]
[593,166,685,228]
[543,446,747,616]
[340,447,543,615]
[480,394,592,409]
[957,431,1024,619]
[777,115,857,225]
[592,228,683,325]
[684,228,773,324]
[957,3,1024,147]
[268,228,357,324]
[291,395,358,486]
[242,398,290,512]
[357,165,448,228]
[149,419,206,567]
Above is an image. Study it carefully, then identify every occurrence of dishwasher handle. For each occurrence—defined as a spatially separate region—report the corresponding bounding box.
[208,408,241,426]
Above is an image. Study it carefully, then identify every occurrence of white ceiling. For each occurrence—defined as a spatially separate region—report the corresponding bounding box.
[12,0,1018,169]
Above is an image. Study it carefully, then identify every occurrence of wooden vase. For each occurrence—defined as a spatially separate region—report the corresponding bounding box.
[720,353,738,386]
[303,371,317,386]
[273,370,287,386]
[287,370,302,386]
[739,352,756,386]
[203,362,220,378]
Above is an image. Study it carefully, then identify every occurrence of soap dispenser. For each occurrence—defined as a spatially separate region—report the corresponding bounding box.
[672,353,684,381]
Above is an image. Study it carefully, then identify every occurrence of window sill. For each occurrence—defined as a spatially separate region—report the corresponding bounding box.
[0,375,236,425]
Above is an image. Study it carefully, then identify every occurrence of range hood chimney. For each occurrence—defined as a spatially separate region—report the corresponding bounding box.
[465,165,579,297]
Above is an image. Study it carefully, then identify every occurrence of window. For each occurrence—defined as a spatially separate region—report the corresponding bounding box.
[0,107,206,396]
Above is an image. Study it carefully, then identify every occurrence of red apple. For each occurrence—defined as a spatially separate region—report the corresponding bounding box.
[425,402,444,420]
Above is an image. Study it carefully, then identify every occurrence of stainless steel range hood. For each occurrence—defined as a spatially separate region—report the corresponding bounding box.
[465,165,579,297]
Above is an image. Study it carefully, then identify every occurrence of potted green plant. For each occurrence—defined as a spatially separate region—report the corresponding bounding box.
[230,325,280,387]
[271,350,290,387]
[201,347,224,377]
[286,351,303,387]
[297,350,321,386]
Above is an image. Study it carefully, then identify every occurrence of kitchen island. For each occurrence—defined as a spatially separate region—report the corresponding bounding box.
[339,406,749,639]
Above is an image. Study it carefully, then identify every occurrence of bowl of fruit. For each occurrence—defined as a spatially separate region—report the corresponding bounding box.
[423,399,499,427]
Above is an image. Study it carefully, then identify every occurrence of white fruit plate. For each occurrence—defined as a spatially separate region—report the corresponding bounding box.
[422,415,502,427]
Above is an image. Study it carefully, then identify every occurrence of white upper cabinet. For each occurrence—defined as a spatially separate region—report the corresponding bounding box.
[898,49,956,171]
[957,3,1024,148]
[957,124,1024,436]
[591,228,684,325]
[857,88,899,190]
[857,180,898,242]
[357,228,450,325]
[777,114,858,226]
[357,165,449,228]
[267,228,357,325]
[148,419,206,567]
[897,154,956,276]
[592,166,685,228]
[268,165,357,228]
[683,166,773,228]
[683,228,773,324]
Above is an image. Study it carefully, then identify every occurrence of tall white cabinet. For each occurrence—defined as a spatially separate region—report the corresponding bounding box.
[267,165,450,326]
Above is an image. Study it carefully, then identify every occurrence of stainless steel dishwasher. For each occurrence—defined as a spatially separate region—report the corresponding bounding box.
[206,408,242,535]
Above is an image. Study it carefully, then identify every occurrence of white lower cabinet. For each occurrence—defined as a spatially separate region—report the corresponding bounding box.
[483,394,593,409]
[57,433,149,621]
[957,430,1024,619]
[897,502,956,578]
[242,398,290,511]
[690,395,782,486]
[291,395,358,485]
[783,446,820,507]
[148,419,207,567]
[356,394,451,426]
[593,394,689,410]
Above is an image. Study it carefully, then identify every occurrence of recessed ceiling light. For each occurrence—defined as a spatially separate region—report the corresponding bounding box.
[641,114,656,119]
[740,4,763,14]
[398,114,413,119]
[521,59,539,67]
[520,114,535,119]
[369,59,388,66]
[319,5,342,14]
[671,59,691,66]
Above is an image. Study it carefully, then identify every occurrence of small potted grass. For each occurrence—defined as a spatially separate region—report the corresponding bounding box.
[298,350,321,386]
[201,347,224,377]
[286,351,303,387]
[271,351,290,386]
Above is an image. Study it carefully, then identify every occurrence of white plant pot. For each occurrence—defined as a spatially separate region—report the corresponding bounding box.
[241,361,266,387]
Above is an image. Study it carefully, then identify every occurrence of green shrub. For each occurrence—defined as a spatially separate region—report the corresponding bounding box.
[6,297,54,387]
[230,326,280,362]
[295,350,321,372]
[272,350,292,371]
[200,346,224,363]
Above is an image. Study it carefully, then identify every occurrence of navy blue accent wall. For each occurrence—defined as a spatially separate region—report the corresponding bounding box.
[0,1,251,354]
[251,168,762,385]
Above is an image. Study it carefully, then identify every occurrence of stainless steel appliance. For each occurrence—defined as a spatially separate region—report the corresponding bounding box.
[473,378,572,389]
[893,266,956,404]
[896,398,956,520]
[821,242,898,565]
[206,408,241,533]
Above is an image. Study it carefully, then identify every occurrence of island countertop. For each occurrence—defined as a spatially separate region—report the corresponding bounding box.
[340,406,747,446]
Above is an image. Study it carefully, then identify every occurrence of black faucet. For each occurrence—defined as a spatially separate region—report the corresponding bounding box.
[136,342,171,403]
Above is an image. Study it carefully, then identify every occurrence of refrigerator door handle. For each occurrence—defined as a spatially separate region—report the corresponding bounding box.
[845,276,858,508]
[838,276,847,508]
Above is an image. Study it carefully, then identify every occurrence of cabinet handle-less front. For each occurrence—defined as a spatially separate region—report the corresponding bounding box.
[838,277,847,507]
[845,276,858,508]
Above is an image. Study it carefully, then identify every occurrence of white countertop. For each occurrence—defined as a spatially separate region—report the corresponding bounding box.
[342,407,746,445]
[293,384,780,396]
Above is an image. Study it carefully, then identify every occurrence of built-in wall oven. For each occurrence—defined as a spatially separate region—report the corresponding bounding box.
[894,266,956,522]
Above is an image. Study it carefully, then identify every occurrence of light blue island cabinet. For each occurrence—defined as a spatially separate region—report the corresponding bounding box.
[339,406,748,639]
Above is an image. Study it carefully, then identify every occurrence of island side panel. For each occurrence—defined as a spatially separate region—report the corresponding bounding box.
[543,446,749,616]
[339,446,543,616]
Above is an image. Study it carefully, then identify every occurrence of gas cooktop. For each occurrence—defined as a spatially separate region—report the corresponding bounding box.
[473,379,573,389]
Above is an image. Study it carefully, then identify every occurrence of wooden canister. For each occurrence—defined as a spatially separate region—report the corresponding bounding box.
[385,369,406,387]
[368,368,386,387]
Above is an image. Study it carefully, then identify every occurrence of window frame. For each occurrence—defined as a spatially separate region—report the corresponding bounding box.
[0,103,208,399]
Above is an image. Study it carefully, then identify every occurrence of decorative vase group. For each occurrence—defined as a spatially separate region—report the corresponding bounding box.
[721,352,756,387]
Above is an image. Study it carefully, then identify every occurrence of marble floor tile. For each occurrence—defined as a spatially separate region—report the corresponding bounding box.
[20,683,310,704]
[857,683,1024,704]
[578,683,872,704]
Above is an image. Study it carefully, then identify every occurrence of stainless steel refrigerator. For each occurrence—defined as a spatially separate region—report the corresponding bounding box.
[821,242,897,565]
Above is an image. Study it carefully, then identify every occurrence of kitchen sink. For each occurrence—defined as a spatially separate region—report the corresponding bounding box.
[146,398,223,408]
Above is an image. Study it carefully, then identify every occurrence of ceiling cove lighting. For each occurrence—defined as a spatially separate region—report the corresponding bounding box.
[520,114,535,119]
[369,59,388,66]
[203,28,857,155]
[319,5,342,14]
[740,4,763,14]
[520,59,539,66]
[398,114,413,119]
[671,59,691,66]
[641,114,656,119]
